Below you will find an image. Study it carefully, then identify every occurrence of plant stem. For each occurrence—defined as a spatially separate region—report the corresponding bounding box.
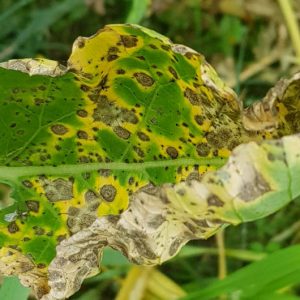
[277,0,300,63]
[216,230,227,300]
[176,245,266,262]
[216,230,227,280]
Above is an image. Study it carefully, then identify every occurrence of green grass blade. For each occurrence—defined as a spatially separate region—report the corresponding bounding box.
[0,277,30,300]
[126,0,149,24]
[0,0,34,24]
[181,245,300,300]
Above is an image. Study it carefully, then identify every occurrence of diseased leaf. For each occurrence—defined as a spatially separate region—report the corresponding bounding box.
[0,24,299,299]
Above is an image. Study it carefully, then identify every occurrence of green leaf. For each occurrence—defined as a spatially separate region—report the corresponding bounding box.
[0,24,299,299]
[0,276,30,300]
[181,245,300,300]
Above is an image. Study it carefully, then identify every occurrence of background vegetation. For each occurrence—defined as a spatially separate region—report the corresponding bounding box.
[0,0,300,299]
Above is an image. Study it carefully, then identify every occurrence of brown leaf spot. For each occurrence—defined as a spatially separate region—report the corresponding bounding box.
[121,35,138,48]
[7,221,19,233]
[206,129,232,149]
[184,88,201,105]
[238,172,271,202]
[116,69,126,74]
[77,37,85,48]
[148,214,165,229]
[134,72,155,87]
[113,126,131,139]
[166,146,178,159]
[77,130,88,140]
[44,178,73,202]
[168,66,178,79]
[77,109,88,118]
[68,206,80,216]
[100,184,117,202]
[84,190,99,202]
[22,180,33,188]
[133,146,145,158]
[51,124,68,136]
[194,115,204,126]
[107,54,119,61]
[137,131,150,141]
[207,194,224,207]
[169,239,183,256]
[196,143,210,157]
[122,110,139,124]
[25,200,39,213]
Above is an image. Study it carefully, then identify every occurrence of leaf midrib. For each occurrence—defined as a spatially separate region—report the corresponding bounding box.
[0,157,225,181]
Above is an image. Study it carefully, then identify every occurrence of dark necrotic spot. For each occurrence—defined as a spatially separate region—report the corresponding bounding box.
[33,226,45,236]
[51,124,68,136]
[185,52,198,59]
[84,190,99,202]
[137,131,150,141]
[98,169,112,177]
[192,218,210,228]
[68,206,80,216]
[128,177,134,185]
[22,180,33,188]
[166,146,178,159]
[77,130,88,140]
[184,88,201,105]
[57,234,67,243]
[88,201,101,211]
[148,214,165,229]
[109,46,119,54]
[183,221,197,233]
[161,44,170,51]
[238,172,271,202]
[133,146,144,158]
[78,156,90,163]
[168,66,178,79]
[134,72,155,87]
[206,128,232,149]
[44,178,73,202]
[8,221,19,233]
[116,69,126,74]
[100,184,117,202]
[77,109,88,118]
[20,261,34,272]
[207,194,224,207]
[196,143,210,157]
[77,37,85,48]
[195,115,204,126]
[186,171,200,181]
[121,35,138,47]
[80,84,90,92]
[107,54,119,61]
[113,126,131,139]
[79,214,97,228]
[169,239,183,256]
[25,200,39,213]
[149,44,158,49]
[122,110,139,124]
